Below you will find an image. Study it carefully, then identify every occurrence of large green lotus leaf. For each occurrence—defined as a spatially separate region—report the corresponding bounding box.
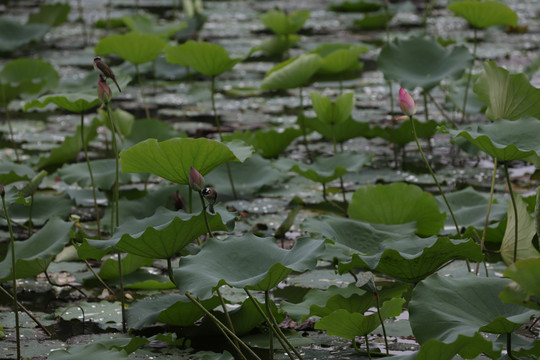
[256,34,300,57]
[500,258,540,310]
[0,218,73,282]
[303,214,482,283]
[98,254,154,280]
[0,162,35,185]
[372,118,438,145]
[5,193,73,226]
[127,293,220,329]
[259,9,310,35]
[310,92,354,126]
[448,1,518,28]
[377,36,472,91]
[450,117,540,163]
[122,14,186,37]
[27,3,70,27]
[261,53,322,90]
[275,153,371,184]
[36,117,100,169]
[174,234,325,299]
[24,93,100,113]
[48,343,127,360]
[87,207,234,258]
[0,17,49,53]
[58,159,140,190]
[0,58,59,105]
[310,43,368,75]
[315,297,405,340]
[120,138,253,185]
[473,60,540,121]
[435,187,507,230]
[500,194,540,265]
[409,274,538,349]
[348,182,445,236]
[304,116,372,143]
[354,11,394,30]
[95,32,165,65]
[223,128,303,159]
[330,0,382,12]
[124,118,185,149]
[205,154,285,196]
[165,41,241,77]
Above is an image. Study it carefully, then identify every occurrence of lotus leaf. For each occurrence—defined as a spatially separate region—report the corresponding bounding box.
[173,234,325,299]
[223,127,303,158]
[0,162,35,185]
[448,1,518,28]
[256,35,300,57]
[48,343,127,360]
[261,53,323,90]
[377,36,472,91]
[6,193,73,226]
[259,9,310,35]
[409,274,538,350]
[276,153,371,184]
[95,32,165,65]
[122,14,186,37]
[310,92,354,126]
[165,41,242,77]
[87,207,235,259]
[123,118,185,149]
[59,159,139,190]
[500,194,540,265]
[27,3,70,27]
[354,11,394,30]
[330,1,382,13]
[120,138,253,184]
[450,117,540,164]
[310,43,368,75]
[500,258,540,310]
[0,217,73,282]
[24,93,100,113]
[473,60,540,120]
[0,17,49,53]
[372,118,438,146]
[348,182,445,236]
[98,254,154,280]
[315,297,405,340]
[304,116,371,143]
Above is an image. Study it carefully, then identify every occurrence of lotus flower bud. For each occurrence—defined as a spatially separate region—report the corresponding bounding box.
[189,166,205,191]
[0,184,4,198]
[97,75,112,104]
[399,88,417,117]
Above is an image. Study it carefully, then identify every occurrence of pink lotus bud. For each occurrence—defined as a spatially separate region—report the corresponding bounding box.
[97,75,112,104]
[399,88,417,117]
[189,166,205,191]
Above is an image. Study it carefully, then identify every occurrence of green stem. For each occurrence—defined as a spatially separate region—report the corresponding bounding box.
[426,91,453,124]
[476,157,497,275]
[199,191,213,241]
[504,162,519,263]
[188,187,193,213]
[0,285,51,337]
[216,287,242,359]
[266,292,274,359]
[387,81,399,169]
[211,76,238,199]
[410,117,461,238]
[117,251,127,333]
[167,257,176,285]
[136,64,150,119]
[2,189,21,359]
[81,112,101,239]
[507,333,519,360]
[364,335,372,360]
[44,270,87,297]
[375,293,389,355]
[461,27,477,124]
[2,85,20,163]
[185,292,261,360]
[299,87,312,163]
[244,290,296,360]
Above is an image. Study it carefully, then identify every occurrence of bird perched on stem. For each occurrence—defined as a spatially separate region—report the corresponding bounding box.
[93,56,121,92]
[201,187,217,214]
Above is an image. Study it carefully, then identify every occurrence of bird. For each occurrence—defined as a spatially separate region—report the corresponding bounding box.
[93,56,121,92]
[201,187,217,214]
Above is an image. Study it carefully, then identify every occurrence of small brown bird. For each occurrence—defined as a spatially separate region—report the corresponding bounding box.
[93,56,121,92]
[201,187,217,214]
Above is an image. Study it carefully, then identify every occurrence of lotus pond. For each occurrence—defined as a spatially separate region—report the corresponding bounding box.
[1,0,540,359]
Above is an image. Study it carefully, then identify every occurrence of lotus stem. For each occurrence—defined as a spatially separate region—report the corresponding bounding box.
[299,87,313,163]
[185,292,261,360]
[461,28,478,124]
[117,251,127,333]
[0,285,52,337]
[80,112,101,239]
[375,293,389,355]
[507,333,519,360]
[44,270,87,297]
[216,287,242,359]
[211,76,238,200]
[244,289,296,360]
[1,186,21,359]
[198,191,213,241]
[387,81,400,169]
[503,162,519,263]
[410,117,465,256]
[1,85,20,163]
[135,64,150,119]
[80,256,115,295]
[167,257,176,285]
[476,157,497,275]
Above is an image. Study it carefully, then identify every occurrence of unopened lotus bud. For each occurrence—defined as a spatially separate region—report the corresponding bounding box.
[399,88,417,117]
[189,166,205,191]
[97,75,112,104]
